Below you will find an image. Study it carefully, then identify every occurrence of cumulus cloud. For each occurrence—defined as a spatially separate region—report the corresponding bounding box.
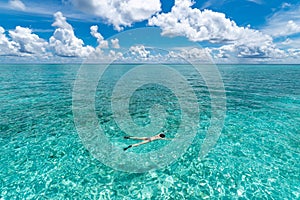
[211,34,286,60]
[0,26,48,57]
[288,49,300,58]
[155,47,213,63]
[178,47,212,62]
[212,45,234,59]
[282,38,292,45]
[49,12,94,57]
[9,26,48,54]
[262,5,300,37]
[9,0,26,11]
[90,25,104,42]
[0,6,298,63]
[236,44,285,58]
[111,38,120,49]
[233,31,284,58]
[70,0,161,31]
[284,20,300,35]
[265,20,300,37]
[51,11,72,30]
[90,25,108,48]
[129,45,150,58]
[121,47,215,63]
[120,45,172,63]
[149,0,284,59]
[149,0,264,43]
[108,50,123,60]
[0,26,19,56]
[279,37,300,51]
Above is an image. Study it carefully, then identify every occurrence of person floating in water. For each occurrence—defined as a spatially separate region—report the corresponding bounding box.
[123,133,168,151]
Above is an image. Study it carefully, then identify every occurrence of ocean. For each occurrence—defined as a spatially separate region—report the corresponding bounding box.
[0,64,299,199]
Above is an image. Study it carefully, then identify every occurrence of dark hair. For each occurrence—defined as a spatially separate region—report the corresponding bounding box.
[159,133,165,138]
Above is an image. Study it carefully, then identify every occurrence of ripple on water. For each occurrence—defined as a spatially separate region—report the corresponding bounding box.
[0,64,299,199]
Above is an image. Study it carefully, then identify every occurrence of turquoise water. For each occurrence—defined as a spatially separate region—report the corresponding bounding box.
[0,64,299,199]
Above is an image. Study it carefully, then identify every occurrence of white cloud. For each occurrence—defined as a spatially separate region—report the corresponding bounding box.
[281,2,291,8]
[0,26,19,56]
[247,0,263,5]
[285,20,300,36]
[129,45,150,58]
[123,46,213,63]
[120,45,173,63]
[49,12,94,57]
[1,11,124,62]
[51,11,72,30]
[234,31,285,58]
[149,0,266,43]
[0,26,48,57]
[178,47,212,62]
[90,25,104,42]
[9,26,48,54]
[156,47,214,63]
[262,5,300,37]
[149,0,285,60]
[288,48,300,58]
[111,38,120,49]
[200,0,220,9]
[282,38,292,45]
[264,20,300,37]
[108,50,123,59]
[236,44,285,59]
[279,37,300,50]
[9,0,26,11]
[0,6,298,63]
[70,0,161,31]
[213,45,234,59]
[211,33,286,60]
[90,25,108,48]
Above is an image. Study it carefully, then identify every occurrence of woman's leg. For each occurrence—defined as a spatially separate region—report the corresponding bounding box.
[123,140,150,151]
[124,136,149,140]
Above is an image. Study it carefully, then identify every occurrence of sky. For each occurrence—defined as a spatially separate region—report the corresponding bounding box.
[0,0,300,63]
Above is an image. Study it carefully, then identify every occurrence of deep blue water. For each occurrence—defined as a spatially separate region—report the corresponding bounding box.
[0,64,299,199]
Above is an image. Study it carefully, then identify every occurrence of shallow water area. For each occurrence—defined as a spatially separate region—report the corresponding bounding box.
[0,64,299,199]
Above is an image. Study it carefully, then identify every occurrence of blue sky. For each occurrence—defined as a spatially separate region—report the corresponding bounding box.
[0,0,300,63]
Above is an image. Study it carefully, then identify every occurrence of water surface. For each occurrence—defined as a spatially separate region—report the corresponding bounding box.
[0,64,299,199]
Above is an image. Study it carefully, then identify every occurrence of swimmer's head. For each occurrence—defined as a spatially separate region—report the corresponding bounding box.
[159,133,165,138]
